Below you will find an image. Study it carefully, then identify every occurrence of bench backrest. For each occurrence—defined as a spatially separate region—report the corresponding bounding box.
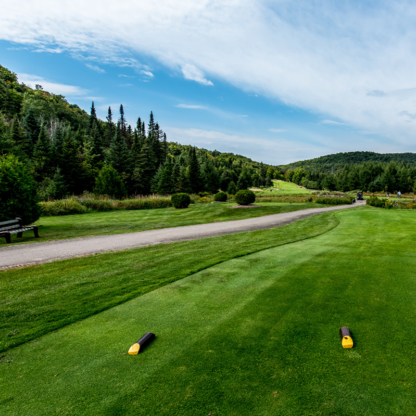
[0,218,22,232]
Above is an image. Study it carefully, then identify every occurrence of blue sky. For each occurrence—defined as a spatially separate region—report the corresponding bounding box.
[1,1,416,165]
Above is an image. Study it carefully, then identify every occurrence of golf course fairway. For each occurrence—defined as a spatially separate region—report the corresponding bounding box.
[1,206,416,415]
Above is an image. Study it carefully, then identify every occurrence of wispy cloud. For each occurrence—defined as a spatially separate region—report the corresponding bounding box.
[4,0,416,148]
[176,104,208,109]
[86,63,105,73]
[118,74,134,78]
[141,70,154,78]
[18,73,89,96]
[181,64,213,86]
[321,120,348,126]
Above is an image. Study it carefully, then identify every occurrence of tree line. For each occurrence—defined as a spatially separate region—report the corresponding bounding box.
[0,64,284,200]
[287,161,416,193]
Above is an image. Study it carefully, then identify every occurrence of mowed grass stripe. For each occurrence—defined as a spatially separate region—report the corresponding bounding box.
[0,212,339,353]
[2,208,416,414]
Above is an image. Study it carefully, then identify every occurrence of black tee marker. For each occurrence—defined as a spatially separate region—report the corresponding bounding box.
[128,333,156,355]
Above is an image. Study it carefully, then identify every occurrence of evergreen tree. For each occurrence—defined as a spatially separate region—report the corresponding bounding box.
[94,164,127,199]
[33,125,52,181]
[107,123,131,174]
[151,164,164,194]
[88,120,104,167]
[48,167,68,199]
[188,147,203,193]
[61,129,83,194]
[172,161,180,191]
[119,105,127,137]
[202,159,220,194]
[89,101,97,130]
[236,168,251,191]
[227,180,237,195]
[10,117,29,155]
[220,169,232,191]
[52,124,65,167]
[157,158,174,194]
[132,137,156,195]
[176,167,192,193]
[24,107,40,153]
[104,107,115,147]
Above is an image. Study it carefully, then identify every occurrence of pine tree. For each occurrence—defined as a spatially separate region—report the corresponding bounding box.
[176,167,192,193]
[33,125,52,181]
[236,168,252,191]
[119,105,127,137]
[227,180,237,195]
[61,129,83,194]
[157,158,174,194]
[104,107,115,147]
[24,107,40,153]
[188,147,203,193]
[202,159,219,194]
[107,123,131,174]
[52,124,65,167]
[10,117,29,155]
[89,101,97,130]
[88,120,104,167]
[172,161,180,192]
[148,111,155,140]
[133,137,157,195]
[48,167,67,199]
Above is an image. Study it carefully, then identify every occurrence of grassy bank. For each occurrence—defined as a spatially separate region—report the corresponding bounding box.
[3,207,416,414]
[0,202,323,246]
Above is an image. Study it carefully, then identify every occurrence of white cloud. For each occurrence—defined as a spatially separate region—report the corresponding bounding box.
[86,63,105,73]
[321,120,348,126]
[18,73,88,96]
[181,64,213,86]
[141,70,154,78]
[118,74,133,78]
[176,104,208,109]
[269,128,287,133]
[4,1,416,148]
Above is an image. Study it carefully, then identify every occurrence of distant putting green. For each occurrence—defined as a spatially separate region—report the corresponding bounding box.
[0,201,320,246]
[2,207,416,415]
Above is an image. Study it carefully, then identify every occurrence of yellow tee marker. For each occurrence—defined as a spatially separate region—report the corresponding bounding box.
[128,332,156,355]
[339,327,353,348]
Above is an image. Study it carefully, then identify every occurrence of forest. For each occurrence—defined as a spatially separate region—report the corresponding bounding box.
[0,63,283,200]
[287,161,416,193]
[280,151,416,173]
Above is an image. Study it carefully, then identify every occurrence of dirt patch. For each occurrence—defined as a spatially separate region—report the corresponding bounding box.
[249,188,262,191]
[228,204,262,209]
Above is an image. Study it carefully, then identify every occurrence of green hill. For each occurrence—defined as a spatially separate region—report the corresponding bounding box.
[279,151,416,173]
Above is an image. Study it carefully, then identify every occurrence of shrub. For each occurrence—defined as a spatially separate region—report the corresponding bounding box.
[315,196,353,205]
[214,191,228,202]
[40,199,87,216]
[227,181,237,195]
[119,197,172,210]
[78,199,115,211]
[0,154,41,224]
[94,165,127,199]
[235,189,256,205]
[171,193,191,209]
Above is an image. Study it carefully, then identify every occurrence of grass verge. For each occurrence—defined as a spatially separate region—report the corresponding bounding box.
[0,202,324,246]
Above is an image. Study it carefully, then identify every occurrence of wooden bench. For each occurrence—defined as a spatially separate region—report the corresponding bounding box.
[0,218,39,243]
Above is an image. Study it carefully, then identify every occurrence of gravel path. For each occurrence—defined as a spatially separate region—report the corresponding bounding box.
[0,201,365,269]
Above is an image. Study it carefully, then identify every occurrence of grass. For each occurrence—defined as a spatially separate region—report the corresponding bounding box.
[0,213,338,352]
[0,201,322,246]
[251,180,312,195]
[2,207,416,414]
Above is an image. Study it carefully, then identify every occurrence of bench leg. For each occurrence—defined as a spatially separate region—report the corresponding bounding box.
[17,232,23,238]
[33,227,40,238]
[2,233,12,244]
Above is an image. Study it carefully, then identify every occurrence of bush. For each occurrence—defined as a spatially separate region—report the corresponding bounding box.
[171,193,191,209]
[118,197,172,210]
[214,191,227,202]
[227,181,237,195]
[40,199,87,216]
[94,165,127,199]
[0,154,41,224]
[315,196,353,205]
[235,189,256,205]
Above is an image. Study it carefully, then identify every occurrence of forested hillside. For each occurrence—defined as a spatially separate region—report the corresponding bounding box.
[280,151,416,173]
[0,64,283,200]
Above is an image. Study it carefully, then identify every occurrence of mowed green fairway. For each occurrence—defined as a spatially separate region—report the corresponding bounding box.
[0,201,320,246]
[2,207,416,415]
[252,180,312,196]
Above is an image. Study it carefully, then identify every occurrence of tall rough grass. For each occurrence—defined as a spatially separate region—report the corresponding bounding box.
[40,194,173,216]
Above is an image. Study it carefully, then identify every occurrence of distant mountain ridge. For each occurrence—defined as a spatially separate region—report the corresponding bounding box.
[279,151,416,173]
